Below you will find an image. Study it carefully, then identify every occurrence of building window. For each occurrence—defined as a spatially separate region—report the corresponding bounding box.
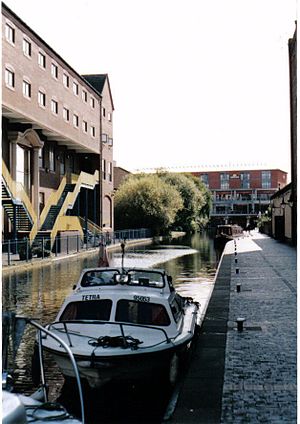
[102,134,108,143]
[23,80,31,98]
[90,126,96,137]
[39,147,44,168]
[5,68,15,88]
[200,174,209,187]
[102,107,106,117]
[73,81,79,95]
[82,90,87,102]
[240,173,250,189]
[39,192,45,215]
[51,63,58,79]
[63,107,70,121]
[51,99,58,114]
[5,23,15,43]
[38,52,46,68]
[108,112,112,122]
[73,114,79,127]
[23,38,31,57]
[59,154,65,175]
[102,159,106,180]
[108,138,113,147]
[261,171,271,189]
[108,162,112,182]
[49,145,55,172]
[220,173,229,189]
[63,73,69,88]
[82,120,88,133]
[90,97,95,108]
[38,90,46,107]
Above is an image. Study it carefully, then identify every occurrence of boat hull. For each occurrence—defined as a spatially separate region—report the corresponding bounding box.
[43,337,193,389]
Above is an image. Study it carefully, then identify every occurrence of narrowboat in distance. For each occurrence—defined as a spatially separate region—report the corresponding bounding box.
[214,224,243,248]
[39,267,200,389]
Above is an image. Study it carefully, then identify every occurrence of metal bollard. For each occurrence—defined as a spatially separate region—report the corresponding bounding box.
[236,317,245,332]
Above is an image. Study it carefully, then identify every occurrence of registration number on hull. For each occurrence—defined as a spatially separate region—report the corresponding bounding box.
[133,295,150,303]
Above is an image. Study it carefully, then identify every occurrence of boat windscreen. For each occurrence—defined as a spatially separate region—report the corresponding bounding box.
[59,300,112,321]
[81,269,120,287]
[116,300,170,326]
[127,270,165,288]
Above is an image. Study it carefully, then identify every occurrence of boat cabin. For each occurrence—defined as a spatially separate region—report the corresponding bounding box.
[56,268,186,337]
[216,224,243,237]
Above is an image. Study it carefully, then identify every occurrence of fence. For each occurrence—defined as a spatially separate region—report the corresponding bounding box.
[2,228,151,267]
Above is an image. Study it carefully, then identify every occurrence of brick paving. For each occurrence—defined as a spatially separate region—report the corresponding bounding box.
[221,233,297,423]
[170,232,297,424]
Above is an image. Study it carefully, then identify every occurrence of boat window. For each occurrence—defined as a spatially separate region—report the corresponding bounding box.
[59,300,112,321]
[116,300,170,326]
[81,269,120,286]
[170,295,184,322]
[127,270,165,288]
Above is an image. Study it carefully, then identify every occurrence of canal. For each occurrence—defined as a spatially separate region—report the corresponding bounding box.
[2,231,221,423]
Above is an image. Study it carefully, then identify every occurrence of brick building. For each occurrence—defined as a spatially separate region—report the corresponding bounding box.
[2,3,114,246]
[191,169,288,228]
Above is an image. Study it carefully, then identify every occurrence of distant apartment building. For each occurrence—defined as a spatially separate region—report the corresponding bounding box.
[191,169,288,227]
[2,3,114,246]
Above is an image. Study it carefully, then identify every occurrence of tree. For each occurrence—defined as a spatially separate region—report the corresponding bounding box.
[186,174,212,228]
[158,172,212,232]
[114,174,183,235]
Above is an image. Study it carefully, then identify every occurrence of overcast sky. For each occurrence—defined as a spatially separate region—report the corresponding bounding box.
[4,0,297,175]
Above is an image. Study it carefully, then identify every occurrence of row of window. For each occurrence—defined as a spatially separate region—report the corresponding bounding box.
[5,21,97,110]
[5,67,97,138]
[215,193,272,201]
[39,146,113,183]
[199,171,272,189]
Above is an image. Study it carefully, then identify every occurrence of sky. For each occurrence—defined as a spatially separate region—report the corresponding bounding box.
[4,0,297,175]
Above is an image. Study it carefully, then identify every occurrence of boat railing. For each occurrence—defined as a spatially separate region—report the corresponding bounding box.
[2,314,85,424]
[48,320,172,347]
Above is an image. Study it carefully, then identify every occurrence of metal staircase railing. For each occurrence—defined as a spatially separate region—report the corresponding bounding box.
[78,216,102,234]
[2,162,99,250]
[48,170,99,248]
[2,161,37,239]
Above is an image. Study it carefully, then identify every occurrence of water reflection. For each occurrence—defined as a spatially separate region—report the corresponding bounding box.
[2,231,221,415]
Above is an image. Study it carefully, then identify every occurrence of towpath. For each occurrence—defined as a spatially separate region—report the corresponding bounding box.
[170,231,297,423]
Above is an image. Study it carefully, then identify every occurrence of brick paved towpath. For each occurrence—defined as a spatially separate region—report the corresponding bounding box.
[170,231,297,424]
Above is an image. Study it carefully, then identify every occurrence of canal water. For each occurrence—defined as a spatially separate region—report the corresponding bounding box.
[2,231,221,423]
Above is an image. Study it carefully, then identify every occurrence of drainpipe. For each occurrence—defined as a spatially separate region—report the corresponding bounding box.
[99,95,103,229]
[85,188,88,242]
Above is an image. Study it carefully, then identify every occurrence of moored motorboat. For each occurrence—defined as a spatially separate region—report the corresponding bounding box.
[39,266,200,389]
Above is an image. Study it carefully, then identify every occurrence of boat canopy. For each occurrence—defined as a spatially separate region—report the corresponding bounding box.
[80,268,169,289]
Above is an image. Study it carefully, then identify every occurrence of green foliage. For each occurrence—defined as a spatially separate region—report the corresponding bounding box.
[257,207,272,228]
[114,171,212,235]
[158,172,204,232]
[114,174,183,235]
[185,174,212,227]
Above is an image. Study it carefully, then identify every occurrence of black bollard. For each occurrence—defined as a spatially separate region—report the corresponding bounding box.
[236,317,245,332]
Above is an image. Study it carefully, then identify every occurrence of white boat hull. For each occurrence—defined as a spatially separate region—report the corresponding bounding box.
[45,337,193,389]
